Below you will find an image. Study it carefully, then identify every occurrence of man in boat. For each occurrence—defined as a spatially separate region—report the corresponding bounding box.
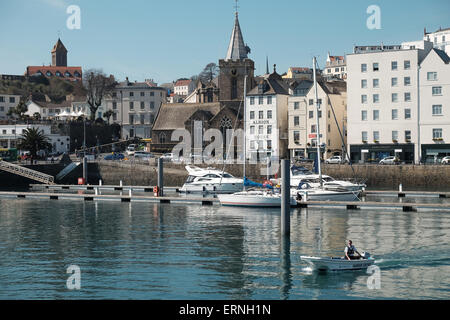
[344,240,362,260]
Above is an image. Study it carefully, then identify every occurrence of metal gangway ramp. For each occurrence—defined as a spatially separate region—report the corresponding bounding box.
[0,161,55,185]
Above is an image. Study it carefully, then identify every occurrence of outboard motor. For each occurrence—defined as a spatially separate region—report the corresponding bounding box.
[361,252,371,259]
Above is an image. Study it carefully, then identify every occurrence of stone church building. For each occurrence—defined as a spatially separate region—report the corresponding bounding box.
[152,11,259,156]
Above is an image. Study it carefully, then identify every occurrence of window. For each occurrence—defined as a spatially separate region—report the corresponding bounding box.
[294,131,300,143]
[267,110,272,119]
[267,140,272,149]
[311,125,316,133]
[130,92,134,97]
[250,111,255,119]
[267,96,273,104]
[327,69,331,74]
[112,92,117,98]
[250,126,255,134]
[392,93,398,103]
[140,114,145,124]
[46,71,52,76]
[405,130,411,141]
[150,92,154,97]
[309,99,314,105]
[404,77,411,86]
[373,94,379,103]
[392,131,398,141]
[361,110,367,121]
[362,131,368,142]
[328,124,331,132]
[250,97,255,105]
[432,86,442,96]
[433,128,443,139]
[391,61,398,70]
[373,110,379,120]
[259,111,263,119]
[112,102,117,110]
[373,63,379,71]
[129,114,134,125]
[373,131,380,141]
[150,102,155,109]
[140,101,145,109]
[361,64,367,72]
[404,92,411,102]
[318,110,322,118]
[140,92,145,97]
[373,79,379,88]
[392,109,398,120]
[294,102,299,109]
[427,72,437,81]
[404,60,411,70]
[361,79,367,88]
[294,116,300,126]
[258,125,264,134]
[405,108,411,119]
[130,101,134,110]
[267,125,272,135]
[361,95,367,104]
[250,141,255,150]
[309,111,314,119]
[9,97,15,103]
[258,96,263,105]
[432,105,442,115]
[392,77,398,87]
[0,97,4,102]
[335,68,339,72]
[113,113,117,121]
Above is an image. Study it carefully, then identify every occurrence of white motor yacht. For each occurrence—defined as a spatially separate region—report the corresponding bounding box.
[179,166,243,194]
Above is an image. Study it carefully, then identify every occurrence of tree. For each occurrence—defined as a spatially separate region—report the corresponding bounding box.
[83,69,116,120]
[7,100,28,119]
[104,110,115,124]
[17,127,52,158]
[198,63,219,83]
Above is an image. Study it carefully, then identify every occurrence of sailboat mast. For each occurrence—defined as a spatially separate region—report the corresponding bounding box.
[313,56,323,188]
[243,75,248,191]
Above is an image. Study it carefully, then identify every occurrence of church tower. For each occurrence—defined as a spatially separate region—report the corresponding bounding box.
[51,38,68,67]
[218,9,255,103]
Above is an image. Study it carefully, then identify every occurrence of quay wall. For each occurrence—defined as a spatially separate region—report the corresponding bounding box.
[0,161,449,191]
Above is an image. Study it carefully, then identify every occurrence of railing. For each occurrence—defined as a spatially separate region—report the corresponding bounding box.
[0,160,55,184]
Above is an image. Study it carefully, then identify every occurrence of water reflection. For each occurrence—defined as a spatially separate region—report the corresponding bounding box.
[0,199,449,299]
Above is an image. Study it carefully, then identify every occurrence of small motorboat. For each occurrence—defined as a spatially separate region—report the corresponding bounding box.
[218,189,297,207]
[179,166,243,194]
[300,252,375,271]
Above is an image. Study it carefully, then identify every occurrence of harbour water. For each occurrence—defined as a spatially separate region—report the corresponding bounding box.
[0,198,449,299]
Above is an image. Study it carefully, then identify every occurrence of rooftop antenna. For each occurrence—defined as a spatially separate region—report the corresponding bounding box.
[266,56,269,74]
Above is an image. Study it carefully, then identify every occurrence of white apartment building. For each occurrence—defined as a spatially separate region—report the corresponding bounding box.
[245,72,289,161]
[104,78,167,139]
[0,94,21,120]
[346,40,450,164]
[418,47,450,162]
[288,80,347,160]
[0,124,70,154]
[424,27,450,55]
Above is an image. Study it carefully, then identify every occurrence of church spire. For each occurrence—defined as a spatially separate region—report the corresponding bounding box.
[225,2,250,61]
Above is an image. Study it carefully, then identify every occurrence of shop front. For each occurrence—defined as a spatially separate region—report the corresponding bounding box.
[350,144,415,164]
[421,144,450,164]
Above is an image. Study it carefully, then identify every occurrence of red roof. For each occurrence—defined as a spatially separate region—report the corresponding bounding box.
[329,56,345,62]
[174,79,191,87]
[26,66,82,79]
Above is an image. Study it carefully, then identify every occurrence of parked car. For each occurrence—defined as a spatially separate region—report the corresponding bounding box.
[442,156,450,164]
[104,153,125,161]
[325,155,346,164]
[134,151,154,160]
[160,153,175,162]
[379,156,399,165]
[126,144,137,156]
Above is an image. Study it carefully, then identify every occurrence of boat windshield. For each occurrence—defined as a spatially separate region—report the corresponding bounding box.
[291,166,313,176]
[186,176,196,183]
[222,173,234,178]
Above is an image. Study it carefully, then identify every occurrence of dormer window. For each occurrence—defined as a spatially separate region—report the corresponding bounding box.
[258,84,264,94]
[74,71,81,77]
[64,71,72,77]
[55,71,62,77]
[46,71,52,76]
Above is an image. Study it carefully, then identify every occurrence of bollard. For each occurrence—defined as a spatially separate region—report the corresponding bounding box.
[399,184,403,192]
[129,189,132,197]
[120,180,123,187]
[281,159,290,236]
[95,187,98,196]
[158,157,164,197]
[99,180,102,186]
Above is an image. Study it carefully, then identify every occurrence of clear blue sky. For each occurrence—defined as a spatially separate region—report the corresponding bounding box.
[0,0,449,84]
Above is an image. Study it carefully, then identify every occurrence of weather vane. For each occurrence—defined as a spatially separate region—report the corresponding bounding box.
[234,0,239,15]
